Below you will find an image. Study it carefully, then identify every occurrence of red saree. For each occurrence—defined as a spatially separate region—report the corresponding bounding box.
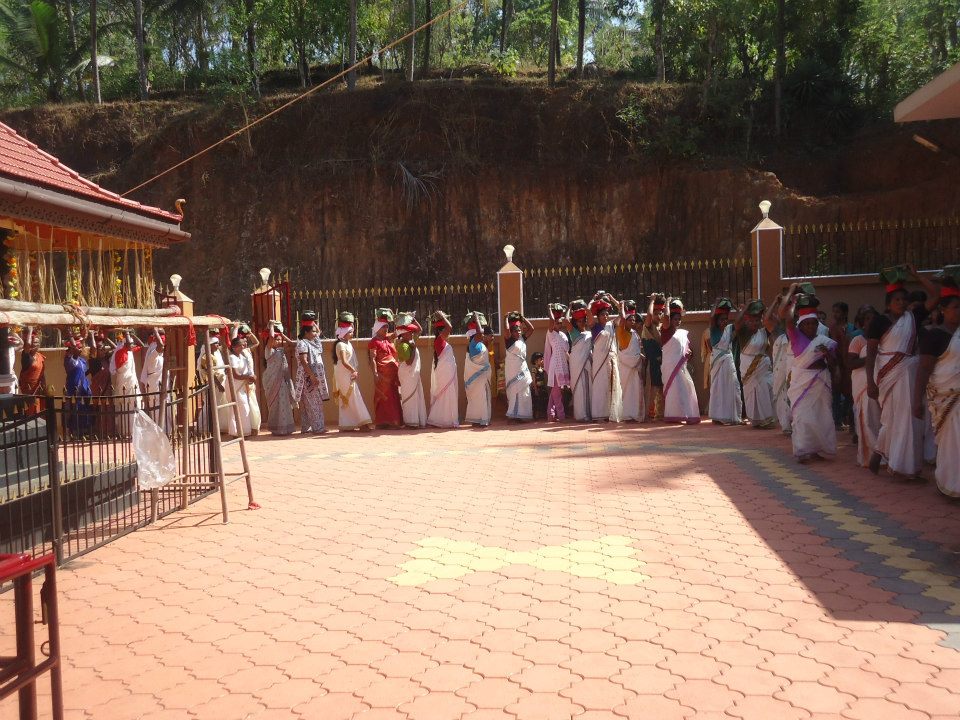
[369,337,403,426]
[18,350,46,415]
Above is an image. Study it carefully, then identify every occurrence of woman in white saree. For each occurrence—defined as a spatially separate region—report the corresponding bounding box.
[503,312,535,421]
[779,288,838,462]
[917,283,960,497]
[332,320,372,431]
[588,295,622,423]
[703,299,741,425]
[567,300,592,422]
[615,300,645,422]
[464,312,492,426]
[396,315,427,428]
[427,313,460,428]
[735,300,777,429]
[865,266,939,479]
[661,300,700,424]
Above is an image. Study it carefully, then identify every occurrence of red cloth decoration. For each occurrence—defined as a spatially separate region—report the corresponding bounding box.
[885,282,905,293]
[940,285,960,298]
[797,307,818,319]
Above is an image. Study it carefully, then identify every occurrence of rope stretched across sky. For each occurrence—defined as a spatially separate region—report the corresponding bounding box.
[122,0,471,198]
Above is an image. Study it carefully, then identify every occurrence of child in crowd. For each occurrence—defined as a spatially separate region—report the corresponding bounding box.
[530,352,548,419]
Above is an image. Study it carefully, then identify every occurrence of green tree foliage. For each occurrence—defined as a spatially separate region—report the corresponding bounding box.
[0,0,957,141]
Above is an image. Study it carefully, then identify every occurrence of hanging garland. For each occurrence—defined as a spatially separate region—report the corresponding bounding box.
[113,250,124,308]
[0,231,17,300]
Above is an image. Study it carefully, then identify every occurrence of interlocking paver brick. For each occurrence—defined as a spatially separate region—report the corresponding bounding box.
[399,691,476,720]
[841,698,931,720]
[776,681,856,714]
[413,664,482,692]
[613,695,694,719]
[506,692,586,720]
[727,696,813,719]
[293,692,370,718]
[513,664,581,692]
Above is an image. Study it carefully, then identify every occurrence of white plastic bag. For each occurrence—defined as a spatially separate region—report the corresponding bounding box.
[132,409,178,490]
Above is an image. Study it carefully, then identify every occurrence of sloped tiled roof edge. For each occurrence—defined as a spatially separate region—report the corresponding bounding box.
[0,121,183,225]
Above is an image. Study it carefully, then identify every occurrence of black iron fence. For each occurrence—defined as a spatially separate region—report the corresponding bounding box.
[1,382,217,573]
[292,282,499,337]
[522,257,754,315]
[782,218,960,278]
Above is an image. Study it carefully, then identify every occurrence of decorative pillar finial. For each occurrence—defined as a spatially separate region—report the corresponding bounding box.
[503,245,515,263]
[759,200,772,219]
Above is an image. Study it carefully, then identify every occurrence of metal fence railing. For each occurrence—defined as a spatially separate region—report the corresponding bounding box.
[1,382,217,574]
[522,257,754,315]
[292,282,499,337]
[782,218,960,278]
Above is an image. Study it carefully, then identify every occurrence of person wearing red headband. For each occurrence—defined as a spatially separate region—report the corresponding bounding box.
[110,329,144,437]
[642,293,668,420]
[865,265,940,479]
[542,303,571,422]
[587,292,623,422]
[230,322,262,435]
[368,311,403,429]
[262,321,297,436]
[734,299,777,429]
[294,313,331,434]
[660,298,700,424]
[427,311,459,428]
[395,313,427,428]
[915,272,960,497]
[63,331,93,437]
[567,299,593,421]
[703,299,741,425]
[330,313,372,431]
[503,311,535,422]
[88,330,117,437]
[463,311,492,426]
[779,286,839,463]
[615,299,645,422]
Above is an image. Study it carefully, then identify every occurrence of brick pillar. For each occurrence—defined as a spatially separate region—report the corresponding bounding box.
[751,201,784,303]
[495,246,523,414]
[251,268,282,337]
[250,268,283,425]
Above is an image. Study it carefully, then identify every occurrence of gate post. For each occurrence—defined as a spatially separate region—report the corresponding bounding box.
[251,268,284,334]
[751,200,784,303]
[250,268,284,426]
[163,274,196,423]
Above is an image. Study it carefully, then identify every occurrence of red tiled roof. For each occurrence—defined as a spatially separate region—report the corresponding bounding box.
[0,121,182,224]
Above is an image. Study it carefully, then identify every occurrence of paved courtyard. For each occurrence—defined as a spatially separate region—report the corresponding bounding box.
[4,422,960,719]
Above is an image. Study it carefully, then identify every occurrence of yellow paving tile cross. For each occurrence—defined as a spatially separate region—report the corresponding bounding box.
[388,535,649,586]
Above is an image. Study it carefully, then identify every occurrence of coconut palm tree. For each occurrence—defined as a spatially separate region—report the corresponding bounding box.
[0,0,111,101]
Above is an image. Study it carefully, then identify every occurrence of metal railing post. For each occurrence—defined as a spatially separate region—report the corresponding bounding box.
[45,399,63,566]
